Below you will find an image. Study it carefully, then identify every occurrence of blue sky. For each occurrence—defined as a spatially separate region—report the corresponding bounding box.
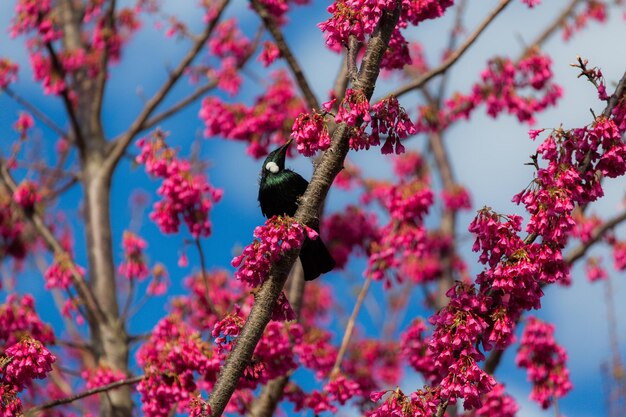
[1,1,626,416]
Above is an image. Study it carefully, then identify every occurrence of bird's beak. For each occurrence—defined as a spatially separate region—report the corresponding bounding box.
[277,138,292,156]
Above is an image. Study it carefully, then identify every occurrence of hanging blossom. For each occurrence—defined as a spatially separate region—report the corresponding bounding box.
[291,111,331,156]
[612,239,626,271]
[562,1,607,41]
[231,215,317,288]
[400,319,438,382]
[0,294,54,353]
[2,337,56,392]
[461,383,519,417]
[208,19,251,65]
[521,0,540,8]
[258,41,280,67]
[13,180,40,210]
[428,283,496,409]
[516,317,572,409]
[199,71,306,158]
[371,96,416,154]
[136,130,222,239]
[585,257,607,282]
[118,231,149,281]
[137,316,217,417]
[363,152,435,287]
[435,52,562,132]
[10,0,60,41]
[441,184,472,211]
[44,253,85,290]
[318,0,453,52]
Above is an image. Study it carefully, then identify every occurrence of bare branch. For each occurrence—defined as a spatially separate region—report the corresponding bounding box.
[140,32,260,133]
[329,276,372,379]
[24,375,144,415]
[519,0,581,60]
[387,0,512,99]
[105,0,230,172]
[250,0,319,111]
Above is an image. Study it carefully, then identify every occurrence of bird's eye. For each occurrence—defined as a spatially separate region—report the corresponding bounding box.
[265,161,279,173]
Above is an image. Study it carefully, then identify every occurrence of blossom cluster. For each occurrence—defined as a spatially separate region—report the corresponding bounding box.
[137,316,216,417]
[82,365,126,389]
[0,294,54,351]
[136,131,222,238]
[516,317,572,409]
[293,91,416,157]
[422,52,562,132]
[318,0,453,69]
[291,111,331,156]
[363,152,435,286]
[231,215,316,289]
[199,71,306,158]
[12,180,40,211]
[1,337,55,416]
[44,254,85,290]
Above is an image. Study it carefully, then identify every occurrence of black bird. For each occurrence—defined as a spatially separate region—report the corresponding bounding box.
[258,139,335,281]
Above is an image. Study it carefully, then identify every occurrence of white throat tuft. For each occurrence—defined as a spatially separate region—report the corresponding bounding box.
[265,161,280,174]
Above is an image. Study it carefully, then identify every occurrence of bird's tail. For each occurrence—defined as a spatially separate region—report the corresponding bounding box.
[299,236,336,281]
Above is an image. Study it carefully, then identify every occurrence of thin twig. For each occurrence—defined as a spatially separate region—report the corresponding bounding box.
[2,87,67,137]
[141,29,261,133]
[24,375,144,415]
[329,276,372,379]
[195,238,218,316]
[387,0,512,99]
[250,0,319,110]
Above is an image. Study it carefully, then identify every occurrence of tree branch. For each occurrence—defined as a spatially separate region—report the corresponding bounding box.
[250,0,319,111]
[387,0,511,99]
[2,87,67,138]
[207,4,401,415]
[519,0,581,59]
[44,42,86,154]
[0,163,107,326]
[329,276,372,379]
[104,0,230,173]
[565,209,626,265]
[24,375,144,415]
